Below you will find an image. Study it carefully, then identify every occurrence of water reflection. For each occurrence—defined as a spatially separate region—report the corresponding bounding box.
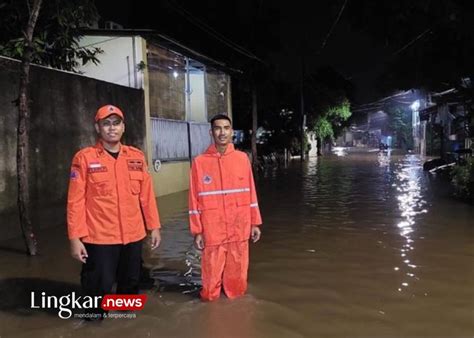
[393,155,428,291]
[1,151,473,336]
[377,150,391,168]
[332,146,348,157]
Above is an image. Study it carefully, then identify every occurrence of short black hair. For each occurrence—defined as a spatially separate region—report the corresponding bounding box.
[210,114,232,127]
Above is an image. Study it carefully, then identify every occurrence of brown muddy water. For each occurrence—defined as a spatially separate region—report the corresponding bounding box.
[0,151,473,337]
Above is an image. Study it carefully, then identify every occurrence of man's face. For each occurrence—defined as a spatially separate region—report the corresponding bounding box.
[211,118,233,147]
[95,115,124,143]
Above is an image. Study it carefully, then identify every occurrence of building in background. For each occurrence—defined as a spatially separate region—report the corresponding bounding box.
[78,29,234,196]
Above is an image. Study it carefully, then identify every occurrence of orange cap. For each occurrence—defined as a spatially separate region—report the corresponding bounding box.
[95,105,124,122]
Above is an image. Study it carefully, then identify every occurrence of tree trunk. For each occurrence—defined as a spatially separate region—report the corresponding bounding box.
[17,0,42,255]
[317,137,323,156]
[251,83,258,167]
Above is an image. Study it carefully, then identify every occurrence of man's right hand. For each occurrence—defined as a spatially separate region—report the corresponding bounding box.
[70,238,88,263]
[194,234,204,250]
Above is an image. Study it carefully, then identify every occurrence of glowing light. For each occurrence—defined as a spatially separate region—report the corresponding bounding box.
[332,146,347,157]
[173,71,179,78]
[410,100,420,111]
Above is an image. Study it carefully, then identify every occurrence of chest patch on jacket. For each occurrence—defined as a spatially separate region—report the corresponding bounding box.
[87,162,107,173]
[127,159,143,171]
[203,174,212,184]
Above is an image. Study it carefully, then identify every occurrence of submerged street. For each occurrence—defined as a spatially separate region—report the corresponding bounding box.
[1,150,473,337]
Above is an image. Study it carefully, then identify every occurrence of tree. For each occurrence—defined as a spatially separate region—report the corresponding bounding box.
[0,0,102,72]
[311,98,352,155]
[12,0,43,256]
[0,0,102,255]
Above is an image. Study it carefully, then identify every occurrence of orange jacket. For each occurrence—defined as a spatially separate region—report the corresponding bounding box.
[189,144,262,246]
[67,142,160,244]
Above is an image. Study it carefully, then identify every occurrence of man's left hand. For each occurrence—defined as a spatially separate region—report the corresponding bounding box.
[150,228,161,250]
[251,226,261,243]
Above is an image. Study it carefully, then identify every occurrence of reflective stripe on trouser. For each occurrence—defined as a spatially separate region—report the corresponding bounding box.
[200,241,249,301]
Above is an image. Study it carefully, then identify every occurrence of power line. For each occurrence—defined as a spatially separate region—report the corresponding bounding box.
[166,0,263,62]
[391,28,431,56]
[343,28,432,82]
[317,0,349,55]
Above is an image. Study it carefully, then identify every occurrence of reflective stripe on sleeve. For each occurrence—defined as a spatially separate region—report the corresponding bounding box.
[198,188,250,197]
[250,203,258,208]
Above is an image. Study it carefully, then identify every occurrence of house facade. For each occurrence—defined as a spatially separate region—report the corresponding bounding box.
[78,30,233,196]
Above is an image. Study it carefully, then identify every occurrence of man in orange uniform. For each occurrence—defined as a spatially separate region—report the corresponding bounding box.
[189,114,262,301]
[67,104,161,314]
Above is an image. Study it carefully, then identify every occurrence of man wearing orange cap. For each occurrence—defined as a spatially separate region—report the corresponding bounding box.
[189,114,262,301]
[67,104,161,316]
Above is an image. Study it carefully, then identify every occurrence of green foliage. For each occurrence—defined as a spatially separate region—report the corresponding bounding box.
[314,116,334,140]
[451,157,474,203]
[255,67,353,154]
[0,0,102,72]
[327,98,351,120]
[312,98,352,141]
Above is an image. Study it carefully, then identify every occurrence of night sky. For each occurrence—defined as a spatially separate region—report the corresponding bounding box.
[95,0,473,104]
[94,0,393,103]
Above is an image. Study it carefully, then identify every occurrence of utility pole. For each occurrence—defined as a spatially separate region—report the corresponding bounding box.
[300,51,306,161]
[251,82,258,166]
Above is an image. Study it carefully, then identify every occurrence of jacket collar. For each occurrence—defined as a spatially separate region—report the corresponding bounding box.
[95,141,128,157]
[205,143,235,156]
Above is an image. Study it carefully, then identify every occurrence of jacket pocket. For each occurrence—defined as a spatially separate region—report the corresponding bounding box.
[199,199,220,225]
[89,173,113,197]
[200,198,218,210]
[129,171,144,195]
[236,194,251,207]
[90,172,109,183]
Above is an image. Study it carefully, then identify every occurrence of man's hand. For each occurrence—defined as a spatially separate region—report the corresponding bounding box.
[70,238,88,263]
[251,226,261,243]
[194,234,204,250]
[150,228,161,250]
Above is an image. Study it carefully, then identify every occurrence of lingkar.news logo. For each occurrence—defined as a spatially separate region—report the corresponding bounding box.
[30,292,147,319]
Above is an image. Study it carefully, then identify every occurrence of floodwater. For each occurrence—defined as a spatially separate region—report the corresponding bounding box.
[1,150,473,337]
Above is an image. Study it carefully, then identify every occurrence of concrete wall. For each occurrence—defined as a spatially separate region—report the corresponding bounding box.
[77,36,145,89]
[152,162,190,197]
[0,57,145,241]
[189,71,207,122]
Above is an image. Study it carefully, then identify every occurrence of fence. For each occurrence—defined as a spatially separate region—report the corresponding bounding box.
[151,118,212,162]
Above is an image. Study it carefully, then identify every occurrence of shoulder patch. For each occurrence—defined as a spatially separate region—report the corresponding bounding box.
[70,170,78,180]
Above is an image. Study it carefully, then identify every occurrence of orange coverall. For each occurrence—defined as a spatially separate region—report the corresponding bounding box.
[67,142,160,244]
[189,144,262,300]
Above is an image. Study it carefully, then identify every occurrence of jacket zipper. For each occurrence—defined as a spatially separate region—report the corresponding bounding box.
[114,157,124,243]
[217,153,229,240]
